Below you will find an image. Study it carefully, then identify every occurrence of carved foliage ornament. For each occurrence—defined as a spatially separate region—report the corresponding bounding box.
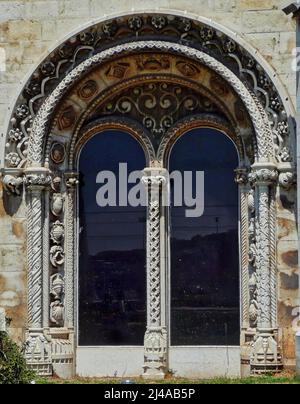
[5,14,292,169]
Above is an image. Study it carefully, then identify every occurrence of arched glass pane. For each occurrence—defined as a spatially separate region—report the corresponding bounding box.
[79,131,146,346]
[169,128,240,346]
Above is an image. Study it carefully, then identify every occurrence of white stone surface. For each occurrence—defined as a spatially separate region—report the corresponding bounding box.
[169,347,241,379]
[76,347,144,378]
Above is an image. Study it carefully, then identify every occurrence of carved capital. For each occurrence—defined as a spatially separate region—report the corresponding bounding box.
[249,166,278,186]
[142,168,168,190]
[24,168,52,190]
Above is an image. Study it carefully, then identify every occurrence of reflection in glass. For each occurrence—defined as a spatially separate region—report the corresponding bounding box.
[79,131,146,346]
[169,128,240,346]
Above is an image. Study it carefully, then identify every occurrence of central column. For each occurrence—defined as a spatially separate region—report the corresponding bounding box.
[142,167,168,379]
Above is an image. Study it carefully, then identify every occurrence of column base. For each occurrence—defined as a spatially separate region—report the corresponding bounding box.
[25,329,52,377]
[250,330,283,375]
[143,327,167,380]
[25,328,75,378]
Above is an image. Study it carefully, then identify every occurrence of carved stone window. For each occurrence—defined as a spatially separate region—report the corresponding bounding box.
[1,13,296,378]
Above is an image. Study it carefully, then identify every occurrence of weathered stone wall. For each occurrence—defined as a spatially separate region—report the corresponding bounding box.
[0,0,298,368]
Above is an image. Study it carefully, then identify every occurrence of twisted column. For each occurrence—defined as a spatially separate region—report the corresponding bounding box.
[24,167,52,375]
[249,164,282,373]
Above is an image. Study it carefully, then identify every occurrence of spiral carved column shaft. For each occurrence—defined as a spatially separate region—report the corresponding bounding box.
[249,165,282,374]
[24,168,53,375]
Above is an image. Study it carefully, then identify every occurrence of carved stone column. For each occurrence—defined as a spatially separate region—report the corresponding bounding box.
[64,172,79,330]
[24,167,52,376]
[249,164,282,374]
[142,168,168,379]
[235,168,250,331]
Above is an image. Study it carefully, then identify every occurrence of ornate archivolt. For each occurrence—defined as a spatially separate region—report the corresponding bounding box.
[1,13,296,378]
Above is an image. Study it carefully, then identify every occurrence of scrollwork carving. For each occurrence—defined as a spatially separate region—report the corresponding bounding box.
[98,82,220,141]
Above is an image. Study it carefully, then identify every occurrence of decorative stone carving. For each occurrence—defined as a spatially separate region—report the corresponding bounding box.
[136,55,170,71]
[175,17,192,33]
[77,80,98,100]
[50,274,65,327]
[16,104,29,119]
[249,272,258,327]
[2,174,23,195]
[251,333,282,374]
[249,168,278,186]
[50,221,64,244]
[51,176,62,192]
[176,61,200,77]
[1,16,290,377]
[64,172,79,329]
[249,164,282,373]
[98,81,221,140]
[51,274,65,300]
[5,152,21,168]
[25,332,52,376]
[50,246,65,268]
[50,143,66,165]
[105,63,130,79]
[128,16,143,31]
[235,168,248,185]
[57,105,76,131]
[22,41,276,167]
[41,61,56,77]
[25,169,51,330]
[144,328,167,379]
[142,169,168,379]
[279,171,296,190]
[4,15,292,169]
[7,128,23,143]
[50,300,64,327]
[151,16,167,30]
[24,170,52,189]
[51,193,64,217]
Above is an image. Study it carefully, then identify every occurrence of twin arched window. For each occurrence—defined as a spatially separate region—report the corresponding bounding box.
[78,128,240,347]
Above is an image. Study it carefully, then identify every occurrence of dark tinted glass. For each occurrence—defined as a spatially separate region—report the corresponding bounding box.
[79,131,146,346]
[170,128,240,346]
